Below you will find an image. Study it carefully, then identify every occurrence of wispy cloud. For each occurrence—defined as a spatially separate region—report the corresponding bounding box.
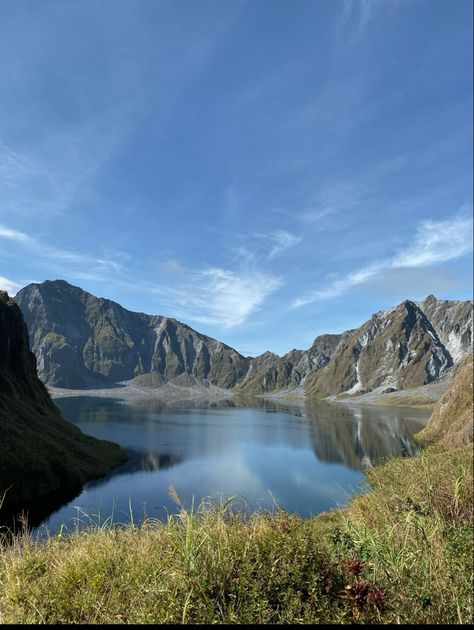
[391,215,473,268]
[0,221,282,329]
[0,225,32,244]
[151,267,282,329]
[0,276,22,294]
[293,213,473,307]
[256,230,302,259]
[0,107,133,221]
[297,182,369,224]
[0,223,124,278]
[268,230,302,259]
[338,0,388,36]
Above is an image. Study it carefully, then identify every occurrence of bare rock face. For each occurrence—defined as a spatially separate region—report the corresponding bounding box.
[418,295,473,362]
[16,280,249,389]
[305,298,472,397]
[0,291,126,519]
[15,282,473,399]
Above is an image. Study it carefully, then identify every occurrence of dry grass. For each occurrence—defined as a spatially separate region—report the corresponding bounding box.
[375,395,435,408]
[0,444,472,625]
[418,354,473,448]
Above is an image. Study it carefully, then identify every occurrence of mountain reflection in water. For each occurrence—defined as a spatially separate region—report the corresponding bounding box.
[33,395,429,535]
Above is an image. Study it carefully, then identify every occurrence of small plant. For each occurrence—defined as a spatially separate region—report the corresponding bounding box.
[345,580,385,619]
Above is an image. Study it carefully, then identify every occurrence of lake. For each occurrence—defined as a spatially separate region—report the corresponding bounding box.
[35,396,430,536]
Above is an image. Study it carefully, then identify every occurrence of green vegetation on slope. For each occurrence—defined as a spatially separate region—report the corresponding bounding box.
[0,291,126,521]
[417,354,473,449]
[16,280,249,389]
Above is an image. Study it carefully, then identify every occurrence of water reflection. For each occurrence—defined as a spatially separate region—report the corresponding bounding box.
[30,395,429,535]
[305,402,426,470]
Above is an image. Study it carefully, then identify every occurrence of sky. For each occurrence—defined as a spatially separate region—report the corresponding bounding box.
[0,0,472,357]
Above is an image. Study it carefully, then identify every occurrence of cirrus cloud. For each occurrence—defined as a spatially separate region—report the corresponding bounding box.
[152,267,283,329]
[293,213,473,307]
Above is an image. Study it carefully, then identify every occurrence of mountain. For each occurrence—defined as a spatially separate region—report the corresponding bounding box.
[417,294,472,362]
[234,333,350,395]
[417,353,473,449]
[305,298,472,397]
[15,280,249,389]
[0,290,126,522]
[15,280,472,399]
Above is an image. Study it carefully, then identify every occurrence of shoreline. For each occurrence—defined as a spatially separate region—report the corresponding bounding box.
[48,381,236,403]
[48,375,450,409]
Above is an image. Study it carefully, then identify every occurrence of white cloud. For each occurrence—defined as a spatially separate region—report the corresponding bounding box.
[293,214,473,307]
[0,223,124,277]
[0,225,32,243]
[0,275,21,294]
[391,216,473,268]
[293,264,379,307]
[153,267,282,329]
[244,229,301,261]
[266,230,302,259]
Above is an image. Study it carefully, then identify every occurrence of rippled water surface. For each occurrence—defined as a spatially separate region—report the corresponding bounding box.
[35,396,430,535]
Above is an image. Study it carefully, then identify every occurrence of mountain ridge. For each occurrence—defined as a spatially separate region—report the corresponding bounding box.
[14,280,473,397]
[16,280,249,390]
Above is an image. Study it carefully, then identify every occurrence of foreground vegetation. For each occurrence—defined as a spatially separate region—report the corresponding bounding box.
[0,443,472,624]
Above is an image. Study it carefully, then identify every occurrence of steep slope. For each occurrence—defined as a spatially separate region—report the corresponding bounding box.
[15,282,473,398]
[0,291,126,520]
[418,294,473,362]
[16,280,249,389]
[417,353,473,449]
[237,296,471,398]
[235,333,349,395]
[305,300,460,397]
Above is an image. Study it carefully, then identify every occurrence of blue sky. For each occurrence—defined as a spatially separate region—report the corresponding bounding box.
[0,0,472,356]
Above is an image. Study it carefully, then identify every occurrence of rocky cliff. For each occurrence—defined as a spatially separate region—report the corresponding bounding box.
[417,294,472,362]
[0,291,126,521]
[16,280,249,389]
[305,298,472,397]
[14,281,472,398]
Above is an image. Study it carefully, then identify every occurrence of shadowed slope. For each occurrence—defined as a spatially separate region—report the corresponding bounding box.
[0,291,126,521]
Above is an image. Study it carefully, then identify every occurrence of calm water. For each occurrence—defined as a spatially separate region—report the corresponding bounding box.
[35,396,430,536]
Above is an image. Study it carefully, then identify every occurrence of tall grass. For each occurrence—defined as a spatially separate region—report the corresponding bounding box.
[0,444,472,624]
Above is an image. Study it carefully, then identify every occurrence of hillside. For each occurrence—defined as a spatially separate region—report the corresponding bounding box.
[0,291,126,523]
[305,298,472,397]
[15,280,249,390]
[417,353,473,448]
[235,334,349,396]
[15,281,472,399]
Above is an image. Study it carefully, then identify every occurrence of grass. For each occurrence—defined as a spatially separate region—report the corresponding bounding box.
[375,395,436,408]
[0,444,472,624]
